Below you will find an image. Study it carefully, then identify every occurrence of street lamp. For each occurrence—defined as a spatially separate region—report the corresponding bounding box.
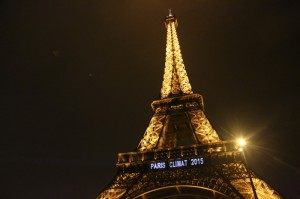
[236,138,258,199]
[237,139,246,151]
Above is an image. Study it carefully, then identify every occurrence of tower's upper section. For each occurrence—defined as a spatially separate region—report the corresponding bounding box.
[137,11,221,152]
[161,10,193,99]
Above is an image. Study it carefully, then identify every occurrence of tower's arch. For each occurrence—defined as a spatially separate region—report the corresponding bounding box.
[134,185,232,199]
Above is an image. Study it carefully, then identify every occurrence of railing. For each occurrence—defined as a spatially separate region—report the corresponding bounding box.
[117,141,241,166]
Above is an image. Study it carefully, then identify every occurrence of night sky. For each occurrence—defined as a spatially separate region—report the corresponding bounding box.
[1,0,300,198]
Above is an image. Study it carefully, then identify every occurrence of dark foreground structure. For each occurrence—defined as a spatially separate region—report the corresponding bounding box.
[97,11,282,199]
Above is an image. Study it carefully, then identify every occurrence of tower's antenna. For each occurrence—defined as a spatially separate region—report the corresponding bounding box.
[168,8,173,16]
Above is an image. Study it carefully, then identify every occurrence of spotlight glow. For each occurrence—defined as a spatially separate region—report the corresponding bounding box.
[238,139,246,146]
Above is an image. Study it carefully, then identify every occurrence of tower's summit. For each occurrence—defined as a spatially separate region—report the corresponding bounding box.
[96,11,282,199]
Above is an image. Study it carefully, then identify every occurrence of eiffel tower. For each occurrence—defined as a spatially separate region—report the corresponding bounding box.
[97,11,282,199]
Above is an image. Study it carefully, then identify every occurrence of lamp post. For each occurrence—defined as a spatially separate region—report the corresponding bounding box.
[237,139,259,199]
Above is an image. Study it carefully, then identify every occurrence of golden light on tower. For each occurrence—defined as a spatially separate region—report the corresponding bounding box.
[161,9,193,99]
[96,11,283,199]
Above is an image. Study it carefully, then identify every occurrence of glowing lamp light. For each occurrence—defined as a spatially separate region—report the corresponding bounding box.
[238,139,246,146]
[236,139,246,151]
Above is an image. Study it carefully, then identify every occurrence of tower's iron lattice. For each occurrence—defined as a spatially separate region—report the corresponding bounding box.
[97,11,282,199]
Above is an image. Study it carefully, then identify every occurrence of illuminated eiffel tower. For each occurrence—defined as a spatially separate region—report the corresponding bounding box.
[97,11,282,199]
